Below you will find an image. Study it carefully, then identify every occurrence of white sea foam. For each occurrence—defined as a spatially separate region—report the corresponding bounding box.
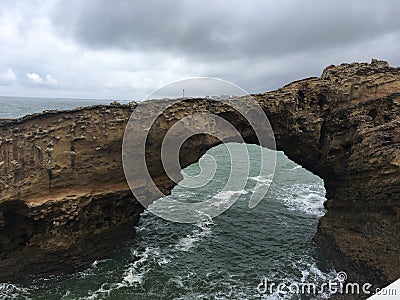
[280,183,326,216]
[157,256,171,266]
[75,258,113,279]
[249,175,273,185]
[172,275,185,288]
[123,246,162,285]
[176,236,199,252]
[123,272,146,285]
[0,283,31,299]
[91,260,99,268]
[175,220,214,252]
[293,256,337,283]
[258,262,336,300]
[289,165,302,171]
[214,190,248,201]
[84,246,165,299]
[295,259,337,299]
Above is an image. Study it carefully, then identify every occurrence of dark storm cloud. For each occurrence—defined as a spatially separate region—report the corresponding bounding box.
[53,0,233,58]
[2,0,400,98]
[53,0,400,61]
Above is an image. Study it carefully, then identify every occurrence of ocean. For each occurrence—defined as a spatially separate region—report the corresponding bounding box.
[0,96,129,119]
[0,97,336,299]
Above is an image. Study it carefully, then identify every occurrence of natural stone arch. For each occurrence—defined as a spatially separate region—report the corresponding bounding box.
[0,60,398,288]
[138,62,400,287]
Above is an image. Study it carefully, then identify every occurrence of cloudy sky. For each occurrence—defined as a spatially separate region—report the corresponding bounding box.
[0,0,399,100]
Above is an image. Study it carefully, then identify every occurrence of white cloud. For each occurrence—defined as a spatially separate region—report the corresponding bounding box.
[25,72,58,86]
[0,68,17,82]
[26,72,44,84]
[46,74,58,85]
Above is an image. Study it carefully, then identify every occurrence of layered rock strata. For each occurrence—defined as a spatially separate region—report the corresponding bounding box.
[0,60,398,290]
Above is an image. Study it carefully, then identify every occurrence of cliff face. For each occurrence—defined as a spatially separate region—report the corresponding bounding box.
[0,105,144,278]
[0,60,399,288]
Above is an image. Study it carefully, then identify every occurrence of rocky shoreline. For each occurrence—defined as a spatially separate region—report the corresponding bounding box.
[0,60,399,291]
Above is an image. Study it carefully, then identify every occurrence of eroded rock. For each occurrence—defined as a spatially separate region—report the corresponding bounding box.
[0,61,398,289]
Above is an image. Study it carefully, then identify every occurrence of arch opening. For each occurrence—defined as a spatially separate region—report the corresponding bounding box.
[141,142,336,297]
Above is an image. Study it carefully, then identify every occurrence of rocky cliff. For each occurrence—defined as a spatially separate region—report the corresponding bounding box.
[0,60,399,290]
[0,104,145,278]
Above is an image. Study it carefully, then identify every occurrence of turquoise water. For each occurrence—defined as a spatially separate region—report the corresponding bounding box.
[0,98,336,299]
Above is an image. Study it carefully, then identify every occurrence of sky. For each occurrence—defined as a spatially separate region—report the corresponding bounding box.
[0,0,399,100]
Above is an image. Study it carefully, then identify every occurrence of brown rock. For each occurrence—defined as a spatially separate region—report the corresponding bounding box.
[0,61,398,291]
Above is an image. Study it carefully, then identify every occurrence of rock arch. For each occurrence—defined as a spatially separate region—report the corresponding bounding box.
[0,60,398,287]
